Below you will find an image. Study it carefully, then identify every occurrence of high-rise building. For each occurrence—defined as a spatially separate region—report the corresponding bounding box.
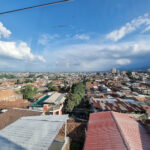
[111,68,117,74]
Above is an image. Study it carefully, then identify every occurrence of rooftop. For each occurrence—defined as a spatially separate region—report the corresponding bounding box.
[0,90,20,100]
[0,115,68,150]
[0,108,42,130]
[91,98,146,113]
[84,111,150,150]
[43,92,66,105]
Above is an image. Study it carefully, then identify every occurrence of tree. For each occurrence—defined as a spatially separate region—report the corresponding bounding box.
[15,79,22,84]
[24,79,34,83]
[64,82,85,113]
[51,86,58,91]
[126,72,132,77]
[48,82,58,91]
[21,85,37,100]
[48,82,53,90]
[72,83,85,99]
[37,75,44,78]
[65,98,75,112]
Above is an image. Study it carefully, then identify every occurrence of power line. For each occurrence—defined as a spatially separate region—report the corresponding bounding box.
[0,0,72,15]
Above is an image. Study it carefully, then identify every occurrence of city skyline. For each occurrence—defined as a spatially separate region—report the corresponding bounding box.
[0,0,150,72]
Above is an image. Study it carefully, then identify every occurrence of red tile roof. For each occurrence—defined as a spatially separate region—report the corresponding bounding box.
[84,112,150,150]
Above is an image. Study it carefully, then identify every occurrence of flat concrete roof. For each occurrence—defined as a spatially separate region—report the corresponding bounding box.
[0,115,68,150]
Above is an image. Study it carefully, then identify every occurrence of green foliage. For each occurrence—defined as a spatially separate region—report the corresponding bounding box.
[37,75,44,78]
[15,79,22,84]
[48,82,53,89]
[61,86,70,92]
[65,93,75,112]
[72,83,85,98]
[51,86,58,91]
[126,72,132,77]
[28,74,35,78]
[24,78,36,83]
[70,141,83,150]
[64,82,85,112]
[21,85,37,100]
[0,74,16,79]
[48,82,58,91]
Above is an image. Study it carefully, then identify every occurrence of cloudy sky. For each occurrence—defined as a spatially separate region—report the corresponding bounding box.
[0,0,150,72]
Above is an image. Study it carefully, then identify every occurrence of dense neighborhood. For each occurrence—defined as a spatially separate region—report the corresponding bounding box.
[0,68,150,149]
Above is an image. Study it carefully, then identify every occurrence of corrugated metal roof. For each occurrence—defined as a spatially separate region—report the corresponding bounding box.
[21,115,68,122]
[92,98,145,113]
[0,115,68,150]
[84,112,150,150]
[43,93,66,104]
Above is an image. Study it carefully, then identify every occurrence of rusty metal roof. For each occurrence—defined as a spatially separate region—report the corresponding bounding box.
[91,98,145,113]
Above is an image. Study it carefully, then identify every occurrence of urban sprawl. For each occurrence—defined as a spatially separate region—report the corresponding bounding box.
[0,68,150,150]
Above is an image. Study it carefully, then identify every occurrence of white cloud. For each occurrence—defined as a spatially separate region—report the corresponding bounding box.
[0,21,45,65]
[43,38,150,71]
[36,55,46,62]
[116,59,131,65]
[0,22,11,39]
[0,41,45,62]
[38,34,59,45]
[142,26,150,33]
[74,34,90,40]
[106,13,150,41]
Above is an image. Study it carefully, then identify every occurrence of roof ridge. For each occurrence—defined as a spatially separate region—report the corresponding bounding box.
[110,112,129,150]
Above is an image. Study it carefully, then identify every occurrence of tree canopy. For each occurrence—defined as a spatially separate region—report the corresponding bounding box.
[48,82,58,91]
[64,82,85,113]
[0,74,16,79]
[21,85,38,100]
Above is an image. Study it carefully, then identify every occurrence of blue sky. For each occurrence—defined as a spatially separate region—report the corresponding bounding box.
[0,0,150,72]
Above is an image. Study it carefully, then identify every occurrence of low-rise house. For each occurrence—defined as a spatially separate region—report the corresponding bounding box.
[133,87,150,95]
[102,88,111,93]
[30,92,66,114]
[0,113,69,150]
[43,92,66,115]
[121,86,131,94]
